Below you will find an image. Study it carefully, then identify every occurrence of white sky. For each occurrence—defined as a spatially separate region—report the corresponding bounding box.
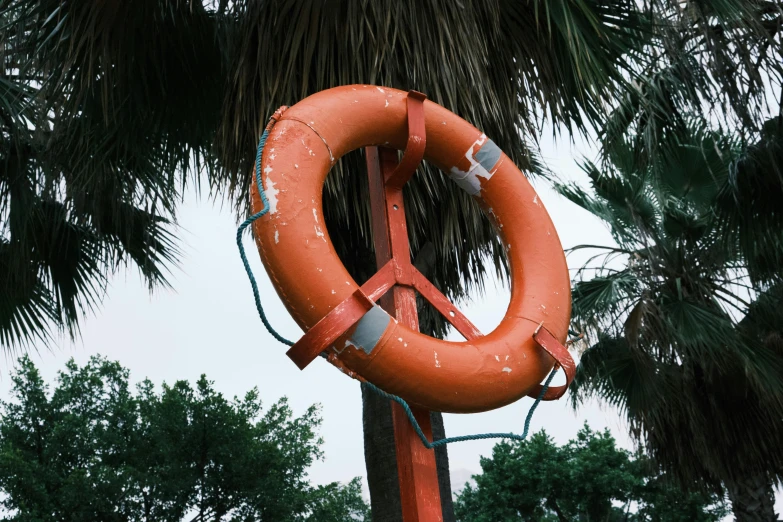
[0,131,780,515]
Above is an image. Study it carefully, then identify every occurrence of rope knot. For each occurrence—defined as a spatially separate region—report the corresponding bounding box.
[266,106,289,132]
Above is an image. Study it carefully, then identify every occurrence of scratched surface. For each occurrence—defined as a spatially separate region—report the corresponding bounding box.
[249,85,572,413]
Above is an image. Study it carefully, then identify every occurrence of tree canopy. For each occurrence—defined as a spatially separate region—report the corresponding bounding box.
[0,355,369,521]
[454,424,727,522]
[560,117,783,520]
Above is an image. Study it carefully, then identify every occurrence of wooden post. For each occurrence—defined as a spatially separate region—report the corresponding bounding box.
[366,146,444,522]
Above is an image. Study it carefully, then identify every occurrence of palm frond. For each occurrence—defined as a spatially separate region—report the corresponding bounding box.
[1,0,779,351]
[212,0,646,336]
[0,240,58,349]
[566,116,783,492]
[572,270,640,328]
[603,0,782,166]
[717,116,783,285]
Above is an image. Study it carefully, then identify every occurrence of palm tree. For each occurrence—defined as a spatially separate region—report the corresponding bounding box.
[559,118,783,521]
[2,1,780,519]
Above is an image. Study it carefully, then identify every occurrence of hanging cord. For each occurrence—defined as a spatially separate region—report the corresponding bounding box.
[236,125,295,347]
[364,368,558,448]
[237,114,561,447]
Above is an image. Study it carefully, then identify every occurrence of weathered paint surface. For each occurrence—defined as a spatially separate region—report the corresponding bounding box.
[250,85,573,414]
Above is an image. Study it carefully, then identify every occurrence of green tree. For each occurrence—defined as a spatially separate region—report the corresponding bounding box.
[559,119,783,521]
[2,1,780,519]
[0,355,369,521]
[454,424,727,522]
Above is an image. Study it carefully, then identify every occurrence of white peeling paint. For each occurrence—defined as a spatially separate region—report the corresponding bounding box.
[301,139,315,157]
[494,355,500,362]
[505,355,510,360]
[385,99,389,108]
[335,339,356,355]
[447,134,495,195]
[294,164,299,169]
[434,351,441,368]
[313,209,326,240]
[398,337,403,342]
[502,367,512,373]
[265,178,279,214]
[274,230,279,244]
[533,194,540,205]
[331,289,336,294]
[376,87,385,93]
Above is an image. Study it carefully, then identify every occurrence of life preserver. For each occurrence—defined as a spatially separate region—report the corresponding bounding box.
[250,85,572,414]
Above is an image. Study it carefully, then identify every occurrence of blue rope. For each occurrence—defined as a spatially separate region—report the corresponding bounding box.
[237,119,557,447]
[236,129,295,347]
[364,368,557,448]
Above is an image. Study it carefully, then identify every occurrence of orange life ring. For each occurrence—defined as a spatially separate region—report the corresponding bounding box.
[250,85,572,414]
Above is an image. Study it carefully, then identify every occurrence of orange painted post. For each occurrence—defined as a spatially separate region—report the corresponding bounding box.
[366,146,444,522]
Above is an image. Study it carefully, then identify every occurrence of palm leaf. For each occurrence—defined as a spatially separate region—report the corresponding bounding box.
[565,116,783,496]
[717,116,783,285]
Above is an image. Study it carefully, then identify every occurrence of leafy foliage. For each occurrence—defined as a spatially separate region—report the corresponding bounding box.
[559,119,783,520]
[454,424,727,521]
[600,2,783,168]
[0,355,369,521]
[1,13,181,349]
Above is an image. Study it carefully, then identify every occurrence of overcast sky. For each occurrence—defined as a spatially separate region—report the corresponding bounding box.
[1,130,780,515]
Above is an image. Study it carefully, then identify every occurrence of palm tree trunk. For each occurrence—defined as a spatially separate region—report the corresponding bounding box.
[726,474,779,522]
[362,383,455,521]
[431,410,456,522]
[545,498,570,522]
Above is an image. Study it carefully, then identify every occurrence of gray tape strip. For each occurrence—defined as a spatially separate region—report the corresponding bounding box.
[349,305,391,354]
[475,139,502,173]
[447,136,503,196]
